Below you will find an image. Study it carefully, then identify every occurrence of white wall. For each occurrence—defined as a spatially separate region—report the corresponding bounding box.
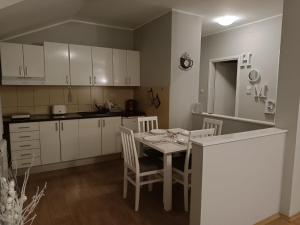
[192,113,272,134]
[200,16,282,122]
[134,12,172,87]
[276,0,300,217]
[190,128,287,225]
[8,21,134,49]
[169,11,202,129]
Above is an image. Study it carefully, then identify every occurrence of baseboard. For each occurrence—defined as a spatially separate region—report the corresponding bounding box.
[280,212,300,222]
[14,153,122,175]
[255,214,281,225]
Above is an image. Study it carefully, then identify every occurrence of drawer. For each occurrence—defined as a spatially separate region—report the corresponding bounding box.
[10,122,39,133]
[11,149,41,160]
[11,140,40,151]
[12,157,41,169]
[10,131,40,142]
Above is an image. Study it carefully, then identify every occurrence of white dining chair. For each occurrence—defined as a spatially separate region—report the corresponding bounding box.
[172,128,215,212]
[202,118,223,135]
[120,126,164,211]
[137,116,163,159]
[137,116,159,132]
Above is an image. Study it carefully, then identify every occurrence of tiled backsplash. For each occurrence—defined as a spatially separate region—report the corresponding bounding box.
[0,86,134,116]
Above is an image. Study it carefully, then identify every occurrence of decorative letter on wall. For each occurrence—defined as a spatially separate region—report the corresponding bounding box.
[264,99,276,115]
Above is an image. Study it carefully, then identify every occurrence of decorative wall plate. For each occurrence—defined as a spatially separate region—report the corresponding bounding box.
[248,69,261,83]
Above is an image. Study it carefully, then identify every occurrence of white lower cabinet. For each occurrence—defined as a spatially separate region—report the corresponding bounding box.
[9,117,121,168]
[102,117,122,155]
[78,118,102,159]
[60,120,79,162]
[40,121,61,165]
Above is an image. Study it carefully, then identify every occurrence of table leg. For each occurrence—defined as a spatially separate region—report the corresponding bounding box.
[163,154,172,211]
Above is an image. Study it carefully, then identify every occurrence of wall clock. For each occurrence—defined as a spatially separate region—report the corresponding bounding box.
[179,52,193,71]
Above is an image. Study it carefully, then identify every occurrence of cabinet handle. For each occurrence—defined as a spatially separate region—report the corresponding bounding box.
[19,136,31,138]
[98,120,101,128]
[21,153,32,157]
[102,119,105,127]
[66,76,69,84]
[24,66,28,76]
[89,76,92,85]
[18,126,30,129]
[55,123,58,131]
[94,76,96,84]
[61,122,64,131]
[20,144,31,148]
[19,66,23,76]
[21,162,31,166]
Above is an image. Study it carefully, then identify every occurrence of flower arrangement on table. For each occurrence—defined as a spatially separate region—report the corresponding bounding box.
[0,169,46,225]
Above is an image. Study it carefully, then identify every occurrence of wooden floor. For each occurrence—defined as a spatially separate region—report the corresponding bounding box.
[25,159,188,225]
[23,159,300,225]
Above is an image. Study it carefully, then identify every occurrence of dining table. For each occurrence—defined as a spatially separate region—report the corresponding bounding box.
[134,128,189,211]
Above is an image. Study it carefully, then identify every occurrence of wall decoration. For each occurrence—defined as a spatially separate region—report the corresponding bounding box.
[248,69,261,83]
[254,85,268,99]
[179,52,193,71]
[147,88,161,108]
[240,53,252,68]
[264,99,276,114]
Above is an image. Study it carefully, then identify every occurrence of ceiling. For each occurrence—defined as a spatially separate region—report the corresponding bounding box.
[0,0,284,39]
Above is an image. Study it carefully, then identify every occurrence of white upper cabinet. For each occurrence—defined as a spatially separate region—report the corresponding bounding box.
[69,44,93,86]
[126,50,140,86]
[78,118,102,159]
[44,42,70,85]
[60,120,79,162]
[92,47,113,86]
[0,42,44,79]
[102,117,122,155]
[0,43,24,78]
[113,49,127,86]
[22,44,45,78]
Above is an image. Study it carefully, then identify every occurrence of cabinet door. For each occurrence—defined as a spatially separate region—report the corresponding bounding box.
[127,50,140,86]
[23,44,45,78]
[60,120,79,161]
[40,121,61,165]
[92,47,113,86]
[102,117,121,155]
[0,42,24,78]
[78,118,101,159]
[44,42,70,85]
[113,49,127,86]
[69,44,93,86]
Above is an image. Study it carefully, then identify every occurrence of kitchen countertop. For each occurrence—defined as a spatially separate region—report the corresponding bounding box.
[3,111,146,124]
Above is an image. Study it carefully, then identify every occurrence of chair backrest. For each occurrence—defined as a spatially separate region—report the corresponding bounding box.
[137,116,158,133]
[120,126,139,172]
[202,118,223,135]
[184,128,215,172]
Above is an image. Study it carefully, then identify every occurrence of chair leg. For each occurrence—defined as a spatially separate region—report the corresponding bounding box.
[135,175,141,211]
[123,166,128,199]
[184,174,189,212]
[148,175,153,192]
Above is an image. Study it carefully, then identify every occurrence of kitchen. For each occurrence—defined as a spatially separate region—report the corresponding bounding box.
[0,0,300,225]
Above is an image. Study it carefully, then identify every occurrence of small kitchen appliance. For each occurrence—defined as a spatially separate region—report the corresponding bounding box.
[52,105,67,115]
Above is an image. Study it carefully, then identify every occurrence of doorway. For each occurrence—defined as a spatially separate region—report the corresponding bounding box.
[208,57,240,117]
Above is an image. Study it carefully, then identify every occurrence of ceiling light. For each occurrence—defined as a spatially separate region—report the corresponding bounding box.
[214,15,239,26]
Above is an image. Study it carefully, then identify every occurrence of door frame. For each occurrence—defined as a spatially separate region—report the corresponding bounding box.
[207,55,241,117]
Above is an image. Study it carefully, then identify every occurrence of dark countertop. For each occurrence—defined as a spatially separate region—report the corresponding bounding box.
[3,111,146,124]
